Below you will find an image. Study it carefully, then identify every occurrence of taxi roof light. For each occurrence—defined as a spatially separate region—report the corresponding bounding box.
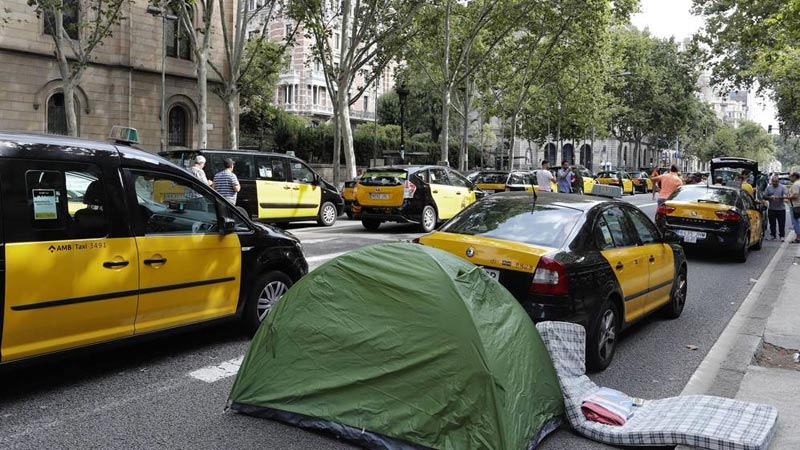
[530,256,569,296]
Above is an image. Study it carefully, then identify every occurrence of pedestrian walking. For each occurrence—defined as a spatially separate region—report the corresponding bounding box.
[764,175,788,241]
[788,172,800,244]
[189,155,212,186]
[536,160,555,192]
[557,160,573,193]
[652,165,683,205]
[213,158,241,204]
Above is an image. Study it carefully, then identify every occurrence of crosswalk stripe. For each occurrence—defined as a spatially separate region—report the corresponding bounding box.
[188,356,243,383]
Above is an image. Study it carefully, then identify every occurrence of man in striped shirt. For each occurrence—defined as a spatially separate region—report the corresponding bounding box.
[213,158,240,204]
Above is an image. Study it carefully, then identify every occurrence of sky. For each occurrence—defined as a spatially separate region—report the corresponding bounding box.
[631,0,778,130]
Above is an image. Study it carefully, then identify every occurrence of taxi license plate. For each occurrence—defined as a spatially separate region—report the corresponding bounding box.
[482,267,500,280]
[369,193,389,200]
[676,229,706,243]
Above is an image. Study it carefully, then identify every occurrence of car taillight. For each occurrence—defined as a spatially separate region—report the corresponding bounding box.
[656,204,675,215]
[411,237,420,244]
[530,256,569,295]
[715,210,741,222]
[403,180,417,199]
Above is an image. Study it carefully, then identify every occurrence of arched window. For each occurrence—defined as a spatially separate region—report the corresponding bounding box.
[46,92,79,136]
[168,105,189,147]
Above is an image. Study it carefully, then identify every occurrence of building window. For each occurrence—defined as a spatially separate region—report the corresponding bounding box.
[166,8,191,60]
[248,0,256,11]
[313,86,318,105]
[314,60,321,72]
[285,23,293,37]
[363,95,369,112]
[248,30,259,39]
[46,93,79,136]
[334,33,340,50]
[44,0,79,40]
[284,85,293,104]
[168,106,189,147]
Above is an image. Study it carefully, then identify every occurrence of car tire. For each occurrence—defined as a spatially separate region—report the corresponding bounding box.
[663,266,687,319]
[587,298,619,372]
[362,219,381,231]
[242,271,293,335]
[735,233,750,263]
[420,205,437,233]
[317,201,337,227]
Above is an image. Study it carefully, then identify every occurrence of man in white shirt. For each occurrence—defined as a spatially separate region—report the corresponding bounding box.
[788,172,800,243]
[536,160,555,192]
[190,155,212,186]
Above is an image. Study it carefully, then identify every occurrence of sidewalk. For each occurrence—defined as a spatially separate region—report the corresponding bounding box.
[680,236,800,449]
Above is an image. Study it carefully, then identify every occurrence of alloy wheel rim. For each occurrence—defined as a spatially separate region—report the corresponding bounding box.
[675,273,687,308]
[423,208,435,230]
[322,204,336,224]
[598,309,616,360]
[257,280,288,321]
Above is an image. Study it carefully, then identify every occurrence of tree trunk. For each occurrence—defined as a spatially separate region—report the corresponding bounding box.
[461,87,470,171]
[332,107,341,186]
[440,0,452,166]
[441,87,451,165]
[62,79,79,137]
[225,93,238,149]
[509,113,518,171]
[52,9,80,137]
[197,50,209,149]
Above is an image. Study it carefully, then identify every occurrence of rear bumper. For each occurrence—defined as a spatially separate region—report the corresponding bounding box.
[352,204,420,224]
[657,219,744,248]
[518,296,589,328]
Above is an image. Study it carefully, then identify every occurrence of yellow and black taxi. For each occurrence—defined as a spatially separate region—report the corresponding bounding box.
[416,191,687,370]
[505,171,537,192]
[631,171,654,193]
[352,165,478,232]
[0,132,307,364]
[655,184,765,262]
[574,166,597,195]
[596,170,635,195]
[161,149,344,227]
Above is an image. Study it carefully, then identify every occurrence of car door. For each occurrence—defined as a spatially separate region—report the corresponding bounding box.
[596,207,650,322]
[447,169,476,212]
[740,192,762,244]
[288,161,322,218]
[428,168,455,219]
[127,170,241,334]
[625,207,675,312]
[255,155,294,220]
[1,160,139,361]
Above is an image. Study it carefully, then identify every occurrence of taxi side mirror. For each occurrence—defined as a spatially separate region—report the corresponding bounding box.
[312,173,321,186]
[221,217,236,234]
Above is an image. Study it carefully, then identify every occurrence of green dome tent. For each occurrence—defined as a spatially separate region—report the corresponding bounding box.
[228,243,564,450]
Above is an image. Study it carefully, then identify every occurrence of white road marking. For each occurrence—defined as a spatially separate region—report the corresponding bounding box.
[188,356,244,383]
[300,237,338,245]
[306,251,349,263]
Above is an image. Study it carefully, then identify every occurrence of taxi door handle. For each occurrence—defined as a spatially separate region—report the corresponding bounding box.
[144,258,168,265]
[615,262,624,270]
[103,260,129,269]
[292,187,300,190]
[649,256,656,263]
[283,186,291,190]
[433,190,439,194]
[456,191,462,195]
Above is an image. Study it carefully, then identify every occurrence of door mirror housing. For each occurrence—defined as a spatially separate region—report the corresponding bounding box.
[221,217,237,234]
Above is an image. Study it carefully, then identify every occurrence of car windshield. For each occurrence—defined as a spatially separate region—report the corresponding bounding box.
[441,197,582,248]
[476,173,507,184]
[359,170,407,186]
[669,187,738,206]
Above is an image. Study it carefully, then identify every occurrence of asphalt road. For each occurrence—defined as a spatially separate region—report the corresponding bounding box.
[0,193,782,450]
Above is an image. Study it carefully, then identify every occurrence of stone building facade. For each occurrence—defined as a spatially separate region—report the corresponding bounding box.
[0,0,232,152]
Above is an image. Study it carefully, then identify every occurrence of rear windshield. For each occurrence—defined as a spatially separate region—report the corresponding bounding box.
[441,197,582,248]
[669,187,738,206]
[476,173,507,184]
[508,173,533,185]
[596,172,617,178]
[359,171,407,186]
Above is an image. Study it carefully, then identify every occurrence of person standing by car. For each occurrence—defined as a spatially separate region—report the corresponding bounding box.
[764,175,788,241]
[651,167,660,200]
[653,165,683,205]
[788,172,800,244]
[571,165,584,194]
[189,155,212,186]
[557,161,573,193]
[537,160,555,192]
[213,158,240,204]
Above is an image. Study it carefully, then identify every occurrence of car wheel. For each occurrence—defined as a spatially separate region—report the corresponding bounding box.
[663,266,687,319]
[420,205,437,233]
[317,201,337,227]
[735,233,749,263]
[362,219,381,231]
[587,298,619,372]
[242,271,293,335]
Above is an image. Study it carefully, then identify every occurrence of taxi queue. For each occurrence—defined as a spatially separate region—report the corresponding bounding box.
[0,131,764,372]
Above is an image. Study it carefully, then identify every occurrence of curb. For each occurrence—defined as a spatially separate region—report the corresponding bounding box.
[680,237,792,397]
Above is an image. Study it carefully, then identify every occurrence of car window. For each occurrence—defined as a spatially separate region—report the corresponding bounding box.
[429,168,449,185]
[594,216,616,250]
[448,170,470,188]
[208,153,254,180]
[625,207,658,244]
[508,173,525,185]
[440,197,582,248]
[360,170,407,186]
[132,172,219,235]
[21,167,109,240]
[669,187,738,206]
[256,156,287,182]
[476,172,506,184]
[601,207,637,247]
[290,162,315,184]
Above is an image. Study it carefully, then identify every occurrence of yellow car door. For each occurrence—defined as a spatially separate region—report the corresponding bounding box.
[428,168,456,219]
[447,169,477,212]
[255,156,294,220]
[596,207,651,322]
[741,192,763,245]
[288,161,323,218]
[625,207,675,312]
[129,171,241,334]
[2,164,139,361]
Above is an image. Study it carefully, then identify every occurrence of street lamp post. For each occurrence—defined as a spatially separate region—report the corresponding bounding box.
[397,82,410,164]
[147,4,177,152]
